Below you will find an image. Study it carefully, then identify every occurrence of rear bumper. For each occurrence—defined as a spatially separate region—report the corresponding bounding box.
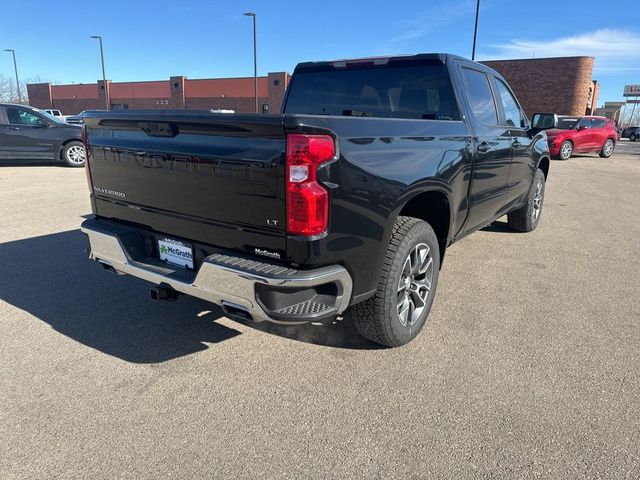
[81,218,353,324]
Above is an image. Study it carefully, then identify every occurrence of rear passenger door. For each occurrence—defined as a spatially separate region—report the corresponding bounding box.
[491,76,534,203]
[590,118,608,150]
[458,65,513,231]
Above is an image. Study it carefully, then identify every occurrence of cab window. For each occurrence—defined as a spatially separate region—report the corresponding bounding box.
[494,78,523,128]
[461,68,498,125]
[6,107,44,126]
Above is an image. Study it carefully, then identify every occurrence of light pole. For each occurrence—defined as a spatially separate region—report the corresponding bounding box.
[4,49,21,103]
[471,0,480,60]
[243,12,258,113]
[90,35,109,110]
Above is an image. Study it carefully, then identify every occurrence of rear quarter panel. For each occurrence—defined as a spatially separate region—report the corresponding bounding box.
[284,114,473,300]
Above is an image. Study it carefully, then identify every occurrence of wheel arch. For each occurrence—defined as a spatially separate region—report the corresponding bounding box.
[394,189,452,265]
[537,156,550,179]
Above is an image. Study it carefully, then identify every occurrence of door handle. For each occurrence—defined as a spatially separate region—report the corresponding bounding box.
[477,142,490,154]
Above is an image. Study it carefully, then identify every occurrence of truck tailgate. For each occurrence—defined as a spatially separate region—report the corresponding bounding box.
[84,112,287,258]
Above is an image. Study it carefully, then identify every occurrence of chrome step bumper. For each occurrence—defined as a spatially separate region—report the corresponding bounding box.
[81,219,353,323]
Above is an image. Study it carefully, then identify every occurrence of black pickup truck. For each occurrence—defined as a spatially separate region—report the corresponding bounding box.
[81,53,550,347]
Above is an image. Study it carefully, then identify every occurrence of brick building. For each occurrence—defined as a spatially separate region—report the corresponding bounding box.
[27,73,291,114]
[482,56,598,117]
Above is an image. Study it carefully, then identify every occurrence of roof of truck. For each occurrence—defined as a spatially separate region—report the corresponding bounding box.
[294,53,470,72]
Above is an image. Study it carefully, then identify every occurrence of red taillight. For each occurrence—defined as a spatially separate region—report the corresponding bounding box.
[286,134,335,236]
[82,125,93,191]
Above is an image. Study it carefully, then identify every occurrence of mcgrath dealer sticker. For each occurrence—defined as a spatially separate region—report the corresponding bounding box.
[158,238,194,269]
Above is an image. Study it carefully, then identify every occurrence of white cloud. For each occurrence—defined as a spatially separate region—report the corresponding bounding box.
[482,29,640,72]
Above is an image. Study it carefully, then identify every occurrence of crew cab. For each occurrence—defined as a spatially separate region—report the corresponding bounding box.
[541,115,618,160]
[0,103,85,166]
[80,54,550,347]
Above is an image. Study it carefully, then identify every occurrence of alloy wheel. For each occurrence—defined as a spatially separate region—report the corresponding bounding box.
[397,243,434,327]
[560,142,572,159]
[603,140,614,157]
[66,145,86,165]
[532,178,543,222]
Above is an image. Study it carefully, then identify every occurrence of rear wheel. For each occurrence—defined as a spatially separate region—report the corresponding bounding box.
[507,168,545,232]
[558,140,573,160]
[351,216,440,347]
[599,139,614,158]
[62,141,86,167]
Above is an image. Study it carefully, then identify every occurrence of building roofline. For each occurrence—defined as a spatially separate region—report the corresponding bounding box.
[482,55,595,62]
[48,76,274,88]
[187,75,270,82]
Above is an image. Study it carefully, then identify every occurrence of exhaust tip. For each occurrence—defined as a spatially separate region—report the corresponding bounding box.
[221,301,253,321]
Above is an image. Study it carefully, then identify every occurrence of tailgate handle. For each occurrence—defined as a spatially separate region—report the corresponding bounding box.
[138,122,177,138]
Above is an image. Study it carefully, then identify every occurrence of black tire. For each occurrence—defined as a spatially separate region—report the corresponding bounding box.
[508,168,545,232]
[61,141,86,167]
[351,216,440,347]
[557,140,573,160]
[599,139,615,158]
[630,133,637,142]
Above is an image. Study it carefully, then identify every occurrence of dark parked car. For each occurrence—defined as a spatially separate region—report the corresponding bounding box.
[621,126,640,142]
[0,104,85,166]
[81,53,550,347]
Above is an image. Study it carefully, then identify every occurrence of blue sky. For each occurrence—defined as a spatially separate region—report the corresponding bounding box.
[1,0,639,104]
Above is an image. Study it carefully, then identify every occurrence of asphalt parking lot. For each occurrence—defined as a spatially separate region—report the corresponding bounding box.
[1,141,639,479]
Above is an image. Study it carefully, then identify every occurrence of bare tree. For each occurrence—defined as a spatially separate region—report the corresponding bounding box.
[0,74,49,104]
[621,102,640,128]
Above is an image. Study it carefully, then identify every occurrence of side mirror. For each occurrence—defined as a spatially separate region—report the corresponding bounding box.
[577,125,587,131]
[34,120,50,128]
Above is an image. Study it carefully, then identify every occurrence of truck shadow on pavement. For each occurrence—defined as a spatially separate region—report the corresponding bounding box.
[0,230,378,363]
[481,220,513,233]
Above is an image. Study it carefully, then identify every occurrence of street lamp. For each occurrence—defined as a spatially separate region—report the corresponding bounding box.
[471,0,480,60]
[243,12,258,113]
[90,35,109,110]
[4,49,21,103]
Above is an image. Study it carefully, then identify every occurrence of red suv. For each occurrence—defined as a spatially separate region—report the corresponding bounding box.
[543,116,618,160]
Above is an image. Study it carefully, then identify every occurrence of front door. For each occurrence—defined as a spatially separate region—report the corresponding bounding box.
[2,106,56,159]
[459,65,513,231]
[491,76,534,203]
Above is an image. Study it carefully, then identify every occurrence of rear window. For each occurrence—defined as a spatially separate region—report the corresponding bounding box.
[284,63,460,121]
